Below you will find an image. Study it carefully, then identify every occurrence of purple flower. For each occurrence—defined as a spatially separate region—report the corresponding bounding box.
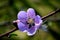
[14,8,43,36]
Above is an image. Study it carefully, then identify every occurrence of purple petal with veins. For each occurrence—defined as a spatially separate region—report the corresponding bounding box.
[27,8,36,19]
[17,11,28,23]
[27,26,37,36]
[17,22,28,32]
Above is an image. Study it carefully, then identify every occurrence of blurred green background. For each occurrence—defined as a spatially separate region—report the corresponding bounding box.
[0,0,60,40]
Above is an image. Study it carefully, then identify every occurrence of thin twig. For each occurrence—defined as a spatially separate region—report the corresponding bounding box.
[0,8,60,38]
[0,27,17,37]
[42,8,60,20]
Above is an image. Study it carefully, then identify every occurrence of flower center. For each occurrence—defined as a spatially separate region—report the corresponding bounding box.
[27,18,34,24]
[27,18,35,28]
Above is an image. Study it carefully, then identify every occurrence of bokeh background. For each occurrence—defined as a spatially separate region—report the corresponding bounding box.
[0,0,60,40]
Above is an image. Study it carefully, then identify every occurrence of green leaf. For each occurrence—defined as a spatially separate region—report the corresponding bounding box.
[8,34,17,38]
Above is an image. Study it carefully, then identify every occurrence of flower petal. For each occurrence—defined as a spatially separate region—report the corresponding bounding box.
[35,15,42,23]
[35,15,43,29]
[17,22,28,32]
[27,26,37,36]
[27,8,36,19]
[17,11,28,23]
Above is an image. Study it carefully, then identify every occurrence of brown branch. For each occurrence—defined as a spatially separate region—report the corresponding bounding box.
[0,27,17,37]
[42,8,60,20]
[0,8,60,38]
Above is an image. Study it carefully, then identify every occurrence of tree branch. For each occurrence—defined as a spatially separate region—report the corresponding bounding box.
[42,8,60,20]
[0,27,17,37]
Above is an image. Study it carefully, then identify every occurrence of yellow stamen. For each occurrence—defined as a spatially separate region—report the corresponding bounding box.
[27,18,34,24]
